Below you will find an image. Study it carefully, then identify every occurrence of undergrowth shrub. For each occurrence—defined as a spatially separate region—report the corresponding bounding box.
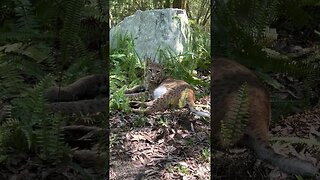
[0,0,108,168]
[0,75,69,164]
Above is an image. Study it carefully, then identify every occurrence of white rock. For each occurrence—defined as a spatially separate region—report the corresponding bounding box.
[110,8,191,62]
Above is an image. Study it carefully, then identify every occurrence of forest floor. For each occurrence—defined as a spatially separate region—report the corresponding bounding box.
[109,96,211,180]
[109,95,319,180]
[213,107,320,180]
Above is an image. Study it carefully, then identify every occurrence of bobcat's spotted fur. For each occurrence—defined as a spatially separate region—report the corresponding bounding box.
[125,60,209,117]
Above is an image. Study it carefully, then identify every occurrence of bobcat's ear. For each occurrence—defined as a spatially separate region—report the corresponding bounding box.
[159,63,165,69]
[145,57,151,65]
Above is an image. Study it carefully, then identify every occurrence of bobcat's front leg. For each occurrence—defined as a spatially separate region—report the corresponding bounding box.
[130,101,153,108]
[125,92,147,100]
[125,85,145,94]
[125,85,149,101]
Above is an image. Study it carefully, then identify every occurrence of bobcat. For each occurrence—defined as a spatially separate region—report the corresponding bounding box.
[212,57,319,176]
[125,59,210,117]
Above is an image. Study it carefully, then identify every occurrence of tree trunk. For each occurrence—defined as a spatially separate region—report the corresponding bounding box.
[165,0,171,8]
[173,0,187,10]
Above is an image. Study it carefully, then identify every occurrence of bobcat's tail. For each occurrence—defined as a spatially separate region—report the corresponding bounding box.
[249,133,319,177]
[189,106,210,118]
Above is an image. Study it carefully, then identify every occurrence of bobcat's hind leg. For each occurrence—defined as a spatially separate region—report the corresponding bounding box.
[131,100,154,114]
[131,97,165,115]
[143,96,170,115]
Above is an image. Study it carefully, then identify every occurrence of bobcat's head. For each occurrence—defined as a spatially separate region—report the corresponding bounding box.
[145,59,165,85]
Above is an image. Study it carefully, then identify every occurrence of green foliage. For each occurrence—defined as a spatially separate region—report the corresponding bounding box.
[270,136,320,147]
[14,0,39,32]
[12,75,68,163]
[0,75,69,164]
[110,0,211,29]
[277,0,320,29]
[110,33,143,80]
[270,98,305,121]
[213,0,279,57]
[200,147,210,163]
[0,61,27,99]
[168,163,190,175]
[155,117,169,128]
[303,68,319,106]
[188,0,211,28]
[109,85,131,112]
[60,0,84,67]
[133,117,148,127]
[221,83,249,147]
[109,35,143,112]
[190,22,210,73]
[0,0,107,172]
[0,113,29,153]
[160,24,210,88]
[1,0,107,75]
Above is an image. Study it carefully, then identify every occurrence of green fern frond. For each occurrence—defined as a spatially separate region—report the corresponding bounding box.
[0,30,55,44]
[213,0,280,57]
[60,0,84,66]
[0,116,30,153]
[11,75,69,163]
[14,0,39,32]
[221,82,249,147]
[303,67,319,106]
[36,114,66,163]
[270,136,320,147]
[82,0,108,23]
[0,60,27,99]
[109,86,131,112]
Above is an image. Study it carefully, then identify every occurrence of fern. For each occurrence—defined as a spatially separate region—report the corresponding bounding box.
[270,136,320,147]
[14,0,39,32]
[247,0,279,44]
[0,110,30,153]
[83,0,108,23]
[109,86,131,112]
[60,0,84,67]
[214,0,280,50]
[0,0,105,167]
[221,82,249,147]
[36,114,66,163]
[9,75,69,163]
[0,60,27,99]
[0,0,56,44]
